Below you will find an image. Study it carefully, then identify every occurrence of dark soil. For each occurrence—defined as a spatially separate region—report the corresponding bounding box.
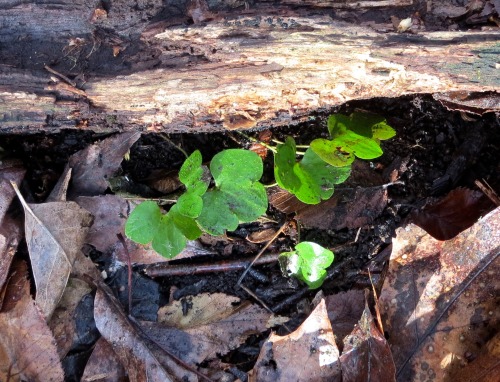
[1,94,499,381]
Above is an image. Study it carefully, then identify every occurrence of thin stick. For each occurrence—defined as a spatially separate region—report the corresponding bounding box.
[236,221,287,286]
[117,233,133,315]
[144,252,280,278]
[475,179,500,206]
[239,284,274,314]
[159,134,188,158]
[44,65,76,86]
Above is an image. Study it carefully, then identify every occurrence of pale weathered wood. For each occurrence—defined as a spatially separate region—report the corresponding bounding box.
[0,1,498,134]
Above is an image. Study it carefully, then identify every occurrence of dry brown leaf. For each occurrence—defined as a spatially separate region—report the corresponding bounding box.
[0,261,64,381]
[451,330,500,382]
[297,187,388,230]
[0,160,25,222]
[250,299,341,382]
[94,287,175,382]
[49,278,92,357]
[379,207,500,381]
[46,165,72,202]
[68,132,140,197]
[339,300,396,382]
[154,293,284,364]
[324,290,365,351]
[247,228,277,243]
[158,292,241,329]
[12,183,93,319]
[268,186,307,214]
[410,187,493,240]
[0,216,22,302]
[81,337,126,382]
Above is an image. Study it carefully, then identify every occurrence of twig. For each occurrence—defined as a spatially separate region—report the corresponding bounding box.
[117,234,133,315]
[475,179,500,206]
[239,284,274,314]
[159,134,188,158]
[234,131,278,153]
[44,65,76,86]
[144,252,280,278]
[236,221,288,286]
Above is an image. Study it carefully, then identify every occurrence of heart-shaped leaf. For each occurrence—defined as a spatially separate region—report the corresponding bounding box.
[197,149,267,236]
[275,138,351,204]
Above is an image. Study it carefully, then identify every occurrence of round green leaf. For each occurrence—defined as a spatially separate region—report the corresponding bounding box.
[327,113,350,138]
[176,191,203,218]
[310,138,355,167]
[372,120,396,140]
[332,130,383,159]
[291,165,322,204]
[299,148,351,201]
[223,182,268,222]
[124,201,162,244]
[152,214,187,258]
[169,204,203,240]
[274,137,301,191]
[197,190,239,236]
[210,149,263,187]
[179,150,204,189]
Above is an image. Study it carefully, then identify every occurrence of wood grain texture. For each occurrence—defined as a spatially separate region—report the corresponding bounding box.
[0,1,498,134]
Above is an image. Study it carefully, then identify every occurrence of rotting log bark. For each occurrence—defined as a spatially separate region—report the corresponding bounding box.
[0,1,499,134]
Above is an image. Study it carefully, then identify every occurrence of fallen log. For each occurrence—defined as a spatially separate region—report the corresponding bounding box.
[0,0,498,134]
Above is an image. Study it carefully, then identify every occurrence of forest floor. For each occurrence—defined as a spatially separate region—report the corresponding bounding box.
[0,94,499,381]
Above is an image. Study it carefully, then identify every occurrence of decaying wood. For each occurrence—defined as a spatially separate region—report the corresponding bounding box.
[0,1,498,134]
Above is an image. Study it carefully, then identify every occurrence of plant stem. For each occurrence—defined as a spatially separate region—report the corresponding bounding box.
[160,134,188,158]
[235,131,278,153]
[264,182,278,188]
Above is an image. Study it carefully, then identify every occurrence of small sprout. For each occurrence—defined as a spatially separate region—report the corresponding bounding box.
[279,242,334,289]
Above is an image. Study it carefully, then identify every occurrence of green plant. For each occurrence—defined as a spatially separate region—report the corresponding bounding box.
[279,242,334,289]
[125,112,395,260]
[125,149,267,258]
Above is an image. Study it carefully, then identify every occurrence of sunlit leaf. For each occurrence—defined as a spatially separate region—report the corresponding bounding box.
[279,241,334,289]
[197,149,267,235]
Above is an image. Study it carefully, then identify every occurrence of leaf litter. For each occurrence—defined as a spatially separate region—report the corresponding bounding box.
[0,96,499,380]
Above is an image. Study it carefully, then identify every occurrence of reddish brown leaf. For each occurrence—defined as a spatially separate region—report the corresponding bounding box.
[154,293,282,364]
[249,143,268,160]
[298,187,387,230]
[324,290,365,351]
[339,300,396,382]
[68,132,140,197]
[268,187,307,214]
[81,338,126,382]
[380,207,499,381]
[251,299,341,382]
[452,331,500,382]
[0,160,25,222]
[94,286,177,382]
[410,187,494,240]
[0,261,64,381]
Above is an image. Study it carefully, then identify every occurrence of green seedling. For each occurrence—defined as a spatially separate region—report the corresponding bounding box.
[125,149,267,258]
[279,242,334,289]
[125,112,395,260]
[310,112,395,167]
[274,137,351,204]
